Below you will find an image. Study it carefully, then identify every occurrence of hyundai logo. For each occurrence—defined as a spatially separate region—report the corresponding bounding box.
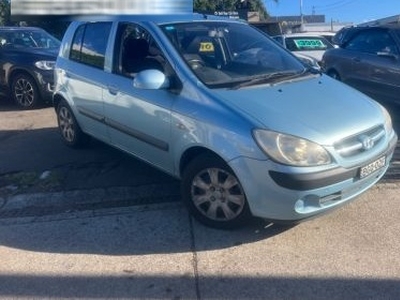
[359,135,374,150]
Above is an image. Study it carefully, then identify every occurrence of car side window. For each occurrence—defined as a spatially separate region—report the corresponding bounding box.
[345,29,398,55]
[70,22,112,69]
[115,23,166,78]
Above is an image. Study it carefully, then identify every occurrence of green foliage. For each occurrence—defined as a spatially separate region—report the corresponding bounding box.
[0,0,12,26]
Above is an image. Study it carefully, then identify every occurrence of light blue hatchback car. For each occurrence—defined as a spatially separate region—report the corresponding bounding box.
[53,14,397,229]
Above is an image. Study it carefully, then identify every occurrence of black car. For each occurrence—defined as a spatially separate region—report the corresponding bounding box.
[322,25,400,105]
[0,27,60,109]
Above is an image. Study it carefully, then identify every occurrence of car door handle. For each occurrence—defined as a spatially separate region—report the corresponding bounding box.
[353,57,361,63]
[107,85,119,95]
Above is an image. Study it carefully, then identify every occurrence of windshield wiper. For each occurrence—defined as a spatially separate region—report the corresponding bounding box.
[230,70,303,90]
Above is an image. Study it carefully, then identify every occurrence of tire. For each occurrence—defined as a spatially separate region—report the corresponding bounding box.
[327,70,341,81]
[11,74,40,109]
[56,100,89,148]
[181,153,252,229]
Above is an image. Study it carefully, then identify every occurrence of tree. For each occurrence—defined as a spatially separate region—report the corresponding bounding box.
[0,0,12,26]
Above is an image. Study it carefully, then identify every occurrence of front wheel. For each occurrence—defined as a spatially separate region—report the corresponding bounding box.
[181,153,252,229]
[11,74,39,109]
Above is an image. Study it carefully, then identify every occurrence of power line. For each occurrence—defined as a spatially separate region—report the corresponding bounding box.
[310,0,358,13]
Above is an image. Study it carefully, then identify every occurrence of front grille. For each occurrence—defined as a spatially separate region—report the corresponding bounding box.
[334,125,385,157]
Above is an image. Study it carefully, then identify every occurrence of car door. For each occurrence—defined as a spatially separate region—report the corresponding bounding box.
[366,29,400,103]
[59,22,113,142]
[102,22,176,173]
[341,28,400,102]
[339,30,376,92]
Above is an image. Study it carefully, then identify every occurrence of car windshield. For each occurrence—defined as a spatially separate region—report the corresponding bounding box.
[160,21,306,88]
[284,36,334,52]
[0,29,60,49]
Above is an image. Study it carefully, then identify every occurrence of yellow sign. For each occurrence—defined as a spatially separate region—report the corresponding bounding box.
[199,42,214,52]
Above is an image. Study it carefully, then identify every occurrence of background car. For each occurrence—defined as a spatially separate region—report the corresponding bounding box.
[0,26,60,109]
[272,33,335,64]
[321,25,400,105]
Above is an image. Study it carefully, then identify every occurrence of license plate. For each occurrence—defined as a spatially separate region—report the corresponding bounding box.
[359,156,386,179]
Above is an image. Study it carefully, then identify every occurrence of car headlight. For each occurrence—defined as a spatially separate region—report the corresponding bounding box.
[253,129,331,166]
[379,104,393,135]
[35,60,56,70]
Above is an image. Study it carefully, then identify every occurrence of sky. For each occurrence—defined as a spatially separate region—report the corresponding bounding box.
[264,0,399,24]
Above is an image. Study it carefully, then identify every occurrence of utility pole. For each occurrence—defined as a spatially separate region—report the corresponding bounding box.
[300,0,304,23]
[300,0,304,31]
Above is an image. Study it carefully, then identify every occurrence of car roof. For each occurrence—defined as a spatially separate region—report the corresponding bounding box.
[70,13,244,25]
[332,24,400,46]
[274,33,331,38]
[307,31,336,35]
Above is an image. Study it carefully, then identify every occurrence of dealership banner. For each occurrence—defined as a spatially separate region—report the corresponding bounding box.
[11,0,193,20]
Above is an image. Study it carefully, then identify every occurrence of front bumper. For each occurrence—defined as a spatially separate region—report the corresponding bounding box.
[229,132,397,222]
[34,69,54,101]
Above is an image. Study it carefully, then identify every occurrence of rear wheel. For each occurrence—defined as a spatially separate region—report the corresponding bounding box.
[11,74,39,109]
[181,153,251,229]
[56,100,89,148]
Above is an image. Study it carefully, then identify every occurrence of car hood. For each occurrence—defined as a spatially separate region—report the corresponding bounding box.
[10,47,59,58]
[213,75,384,146]
[296,50,325,61]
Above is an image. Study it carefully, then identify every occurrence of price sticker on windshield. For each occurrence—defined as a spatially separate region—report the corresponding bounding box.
[199,42,214,52]
[294,39,325,49]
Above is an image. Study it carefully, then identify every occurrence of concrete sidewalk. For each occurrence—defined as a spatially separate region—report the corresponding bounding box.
[0,183,400,299]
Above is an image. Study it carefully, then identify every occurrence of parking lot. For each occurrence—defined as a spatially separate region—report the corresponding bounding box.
[0,98,400,299]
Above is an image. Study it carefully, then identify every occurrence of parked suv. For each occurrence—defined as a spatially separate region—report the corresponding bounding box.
[322,25,400,104]
[0,27,60,109]
[54,15,397,229]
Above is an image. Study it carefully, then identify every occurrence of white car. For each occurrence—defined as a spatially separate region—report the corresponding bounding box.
[272,33,335,63]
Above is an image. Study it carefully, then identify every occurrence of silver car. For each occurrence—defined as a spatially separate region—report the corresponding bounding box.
[53,15,397,229]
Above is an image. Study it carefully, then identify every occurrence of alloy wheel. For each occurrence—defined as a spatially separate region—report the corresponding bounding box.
[14,77,36,108]
[58,106,76,143]
[191,167,246,222]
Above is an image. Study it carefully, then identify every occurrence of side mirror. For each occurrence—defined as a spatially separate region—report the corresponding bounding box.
[133,69,170,90]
